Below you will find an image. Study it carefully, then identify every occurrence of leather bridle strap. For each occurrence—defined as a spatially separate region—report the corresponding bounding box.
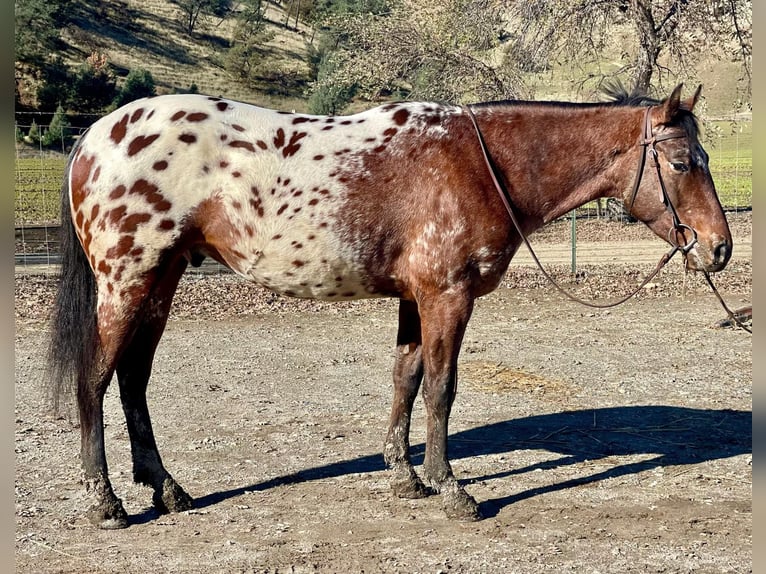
[629,107,697,254]
[463,104,679,309]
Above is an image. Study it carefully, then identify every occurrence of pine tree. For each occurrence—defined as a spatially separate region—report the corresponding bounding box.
[26,120,41,145]
[42,104,72,150]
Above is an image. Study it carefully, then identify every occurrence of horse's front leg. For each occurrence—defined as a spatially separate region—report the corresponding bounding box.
[384,299,432,498]
[419,290,481,521]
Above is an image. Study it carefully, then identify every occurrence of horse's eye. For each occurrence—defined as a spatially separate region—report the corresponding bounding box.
[670,162,689,173]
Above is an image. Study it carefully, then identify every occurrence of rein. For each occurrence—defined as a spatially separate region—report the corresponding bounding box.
[464,105,751,330]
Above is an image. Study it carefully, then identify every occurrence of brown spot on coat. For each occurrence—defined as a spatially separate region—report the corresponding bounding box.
[129,179,171,211]
[119,212,151,233]
[130,108,144,123]
[108,205,127,225]
[106,235,135,259]
[110,114,129,144]
[393,108,410,126]
[171,111,187,121]
[257,140,268,150]
[128,134,161,156]
[229,140,256,152]
[110,185,127,200]
[179,133,197,144]
[70,152,96,212]
[158,219,175,231]
[153,160,168,171]
[273,128,286,149]
[216,101,230,111]
[187,112,209,122]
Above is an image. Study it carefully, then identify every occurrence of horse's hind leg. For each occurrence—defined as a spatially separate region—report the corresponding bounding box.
[384,300,432,498]
[79,358,129,529]
[80,281,157,529]
[116,258,193,514]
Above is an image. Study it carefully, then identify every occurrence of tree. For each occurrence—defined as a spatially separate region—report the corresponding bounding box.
[42,104,72,150]
[15,0,61,66]
[26,120,41,145]
[174,0,232,35]
[310,0,524,109]
[70,52,118,113]
[224,0,275,82]
[36,56,73,111]
[508,0,751,99]
[308,51,356,114]
[113,69,157,108]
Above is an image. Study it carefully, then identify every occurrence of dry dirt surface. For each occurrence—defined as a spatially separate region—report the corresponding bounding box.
[15,219,752,574]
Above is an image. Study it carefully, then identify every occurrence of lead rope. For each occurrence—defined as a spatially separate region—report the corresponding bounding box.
[464,104,678,309]
[702,271,752,333]
[464,104,750,331]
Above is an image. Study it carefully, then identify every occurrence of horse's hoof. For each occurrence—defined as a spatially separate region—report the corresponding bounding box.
[392,477,435,499]
[87,500,129,529]
[442,487,482,521]
[154,478,194,513]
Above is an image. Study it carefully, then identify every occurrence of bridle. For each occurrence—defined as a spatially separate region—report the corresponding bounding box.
[464,104,751,332]
[627,107,697,255]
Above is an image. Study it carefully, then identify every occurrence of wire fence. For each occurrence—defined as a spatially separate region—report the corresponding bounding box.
[14,112,752,274]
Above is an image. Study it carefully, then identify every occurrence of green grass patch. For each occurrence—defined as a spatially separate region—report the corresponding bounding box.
[15,156,67,224]
[703,120,752,209]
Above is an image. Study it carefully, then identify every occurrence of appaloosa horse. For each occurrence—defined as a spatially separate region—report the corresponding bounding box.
[48,84,731,528]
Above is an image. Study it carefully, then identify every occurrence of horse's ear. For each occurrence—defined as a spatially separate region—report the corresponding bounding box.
[681,84,703,112]
[657,83,684,124]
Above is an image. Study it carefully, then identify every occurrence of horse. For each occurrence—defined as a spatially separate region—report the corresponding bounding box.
[48,84,732,529]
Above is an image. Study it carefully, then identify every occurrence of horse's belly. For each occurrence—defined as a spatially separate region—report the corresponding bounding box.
[231,229,380,301]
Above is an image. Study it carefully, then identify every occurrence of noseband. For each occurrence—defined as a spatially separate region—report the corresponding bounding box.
[464,104,693,309]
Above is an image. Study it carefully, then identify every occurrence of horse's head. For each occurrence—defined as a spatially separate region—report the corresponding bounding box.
[625,84,732,273]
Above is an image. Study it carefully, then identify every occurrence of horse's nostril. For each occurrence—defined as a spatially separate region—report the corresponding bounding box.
[713,241,731,265]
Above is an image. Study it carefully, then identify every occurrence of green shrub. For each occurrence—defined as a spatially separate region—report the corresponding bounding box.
[113,69,157,108]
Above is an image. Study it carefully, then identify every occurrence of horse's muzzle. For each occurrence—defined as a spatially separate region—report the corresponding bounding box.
[686,237,732,272]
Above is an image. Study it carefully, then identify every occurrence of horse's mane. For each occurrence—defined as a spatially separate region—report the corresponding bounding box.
[599,80,660,107]
[471,80,661,109]
[470,80,699,135]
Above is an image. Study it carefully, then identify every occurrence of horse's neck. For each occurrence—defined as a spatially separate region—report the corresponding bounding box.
[480,104,641,225]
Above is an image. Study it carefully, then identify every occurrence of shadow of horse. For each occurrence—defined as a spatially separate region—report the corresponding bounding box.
[131,406,751,523]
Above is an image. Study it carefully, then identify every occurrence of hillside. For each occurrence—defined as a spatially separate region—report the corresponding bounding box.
[54,0,315,111]
[19,0,750,117]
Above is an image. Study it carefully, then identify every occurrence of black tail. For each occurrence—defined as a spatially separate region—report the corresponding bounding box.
[46,134,99,416]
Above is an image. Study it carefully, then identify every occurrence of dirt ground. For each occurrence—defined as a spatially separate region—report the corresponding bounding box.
[15,219,752,574]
